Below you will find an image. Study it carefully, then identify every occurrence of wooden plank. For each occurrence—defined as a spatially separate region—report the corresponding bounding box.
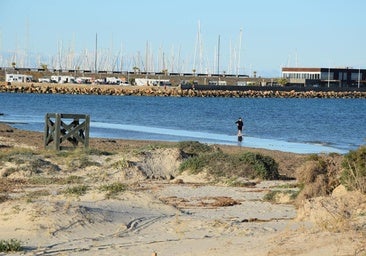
[84,115,90,148]
[55,113,61,150]
[60,122,86,145]
[44,114,49,148]
[60,113,88,119]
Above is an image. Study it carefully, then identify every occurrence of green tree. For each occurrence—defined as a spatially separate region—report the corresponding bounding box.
[40,63,48,71]
[133,66,140,74]
[277,78,288,86]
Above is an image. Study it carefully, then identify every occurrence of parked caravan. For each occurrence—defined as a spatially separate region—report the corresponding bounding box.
[95,77,123,85]
[50,75,75,83]
[38,77,51,83]
[6,74,33,83]
[105,77,122,84]
[75,77,92,84]
[135,78,171,86]
[208,80,227,86]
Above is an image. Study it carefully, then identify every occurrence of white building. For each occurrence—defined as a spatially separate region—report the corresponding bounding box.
[282,67,365,88]
[282,67,366,87]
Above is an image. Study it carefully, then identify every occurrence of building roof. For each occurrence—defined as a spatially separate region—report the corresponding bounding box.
[282,67,321,72]
[282,67,366,73]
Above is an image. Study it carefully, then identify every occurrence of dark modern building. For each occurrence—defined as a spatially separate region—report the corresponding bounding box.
[282,67,366,88]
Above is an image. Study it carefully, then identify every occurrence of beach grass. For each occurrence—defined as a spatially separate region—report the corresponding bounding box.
[0,239,22,252]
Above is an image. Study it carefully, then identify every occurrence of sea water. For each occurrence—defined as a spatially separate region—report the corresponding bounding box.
[0,92,365,154]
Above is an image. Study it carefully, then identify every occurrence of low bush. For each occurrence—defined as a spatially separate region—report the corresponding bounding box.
[179,154,208,174]
[263,189,299,203]
[296,155,327,183]
[294,145,366,204]
[0,239,22,252]
[179,143,279,181]
[294,153,343,205]
[99,182,127,198]
[340,146,366,193]
[177,141,215,156]
[86,148,114,156]
[65,185,89,196]
[238,152,279,180]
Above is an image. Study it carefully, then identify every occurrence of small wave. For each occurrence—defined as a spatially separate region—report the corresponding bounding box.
[309,141,332,147]
[91,122,347,154]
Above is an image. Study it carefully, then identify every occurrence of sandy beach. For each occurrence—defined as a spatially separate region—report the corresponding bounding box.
[0,123,365,256]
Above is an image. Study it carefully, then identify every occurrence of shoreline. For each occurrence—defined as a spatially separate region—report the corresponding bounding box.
[1,120,348,155]
[0,122,307,178]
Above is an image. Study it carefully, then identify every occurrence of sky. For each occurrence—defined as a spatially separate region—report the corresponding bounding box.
[1,0,365,77]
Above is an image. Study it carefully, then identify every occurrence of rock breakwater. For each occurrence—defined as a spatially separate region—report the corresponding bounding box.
[1,82,365,98]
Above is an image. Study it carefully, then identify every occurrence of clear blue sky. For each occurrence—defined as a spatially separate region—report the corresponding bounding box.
[1,0,365,77]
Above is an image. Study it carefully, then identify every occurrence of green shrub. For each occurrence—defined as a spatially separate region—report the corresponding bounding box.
[65,185,89,196]
[133,143,169,155]
[340,146,366,193]
[0,239,22,252]
[86,148,114,156]
[238,152,279,180]
[99,182,127,198]
[179,155,207,174]
[179,150,279,181]
[111,158,130,170]
[263,190,299,203]
[177,141,214,156]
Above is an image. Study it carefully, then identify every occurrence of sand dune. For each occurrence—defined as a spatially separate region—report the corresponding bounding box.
[0,123,365,255]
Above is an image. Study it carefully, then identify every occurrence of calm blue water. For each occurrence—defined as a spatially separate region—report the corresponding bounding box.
[0,93,365,154]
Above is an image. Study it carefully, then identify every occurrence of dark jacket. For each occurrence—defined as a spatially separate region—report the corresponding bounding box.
[235,119,243,130]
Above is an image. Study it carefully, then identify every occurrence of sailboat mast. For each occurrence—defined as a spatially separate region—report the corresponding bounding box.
[237,28,243,76]
[145,40,148,73]
[217,35,220,75]
[94,33,98,73]
[193,20,200,73]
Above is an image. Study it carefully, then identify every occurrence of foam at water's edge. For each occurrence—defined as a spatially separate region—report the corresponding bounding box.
[91,122,347,154]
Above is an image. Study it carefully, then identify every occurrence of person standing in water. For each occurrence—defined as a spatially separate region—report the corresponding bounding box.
[235,117,244,142]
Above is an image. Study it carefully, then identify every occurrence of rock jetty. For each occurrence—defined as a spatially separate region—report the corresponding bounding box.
[1,82,365,98]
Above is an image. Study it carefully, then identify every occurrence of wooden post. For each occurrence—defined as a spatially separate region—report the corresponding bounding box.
[85,114,90,148]
[55,113,61,150]
[43,114,49,148]
[44,113,90,150]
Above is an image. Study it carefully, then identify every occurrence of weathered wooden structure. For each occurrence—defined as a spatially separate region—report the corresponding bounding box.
[44,113,90,150]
